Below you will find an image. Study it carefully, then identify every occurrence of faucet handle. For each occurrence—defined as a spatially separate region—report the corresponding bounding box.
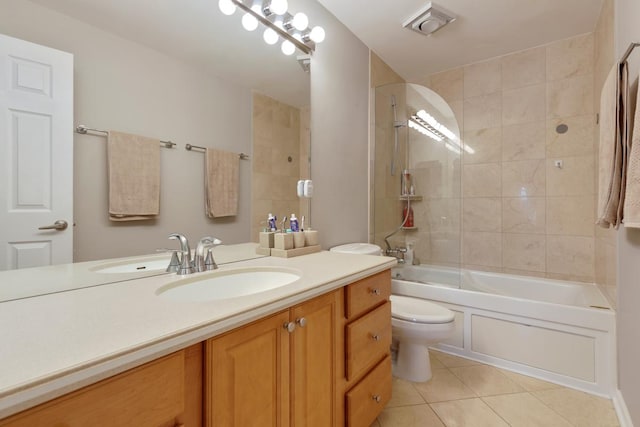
[166,251,181,273]
[168,233,194,275]
[204,248,218,270]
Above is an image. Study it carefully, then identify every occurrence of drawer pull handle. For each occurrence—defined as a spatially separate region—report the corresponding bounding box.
[283,322,296,333]
[296,317,307,327]
[370,288,381,296]
[371,334,380,341]
[372,394,382,403]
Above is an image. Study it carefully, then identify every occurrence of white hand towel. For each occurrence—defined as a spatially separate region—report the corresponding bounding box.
[623,75,640,227]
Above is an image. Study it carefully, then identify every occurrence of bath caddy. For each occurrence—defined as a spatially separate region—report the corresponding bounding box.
[270,245,321,258]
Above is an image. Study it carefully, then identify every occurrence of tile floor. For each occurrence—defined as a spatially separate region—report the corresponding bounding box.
[371,350,620,427]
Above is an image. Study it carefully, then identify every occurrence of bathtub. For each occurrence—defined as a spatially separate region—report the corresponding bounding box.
[392,264,616,397]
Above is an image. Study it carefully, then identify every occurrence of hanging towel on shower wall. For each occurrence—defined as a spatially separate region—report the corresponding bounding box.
[597,63,628,228]
[107,131,161,221]
[623,74,640,227]
[205,148,239,217]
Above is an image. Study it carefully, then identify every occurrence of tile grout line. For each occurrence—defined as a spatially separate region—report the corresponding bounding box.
[527,390,580,427]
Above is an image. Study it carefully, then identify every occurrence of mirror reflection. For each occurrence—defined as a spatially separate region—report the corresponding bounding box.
[0,0,311,296]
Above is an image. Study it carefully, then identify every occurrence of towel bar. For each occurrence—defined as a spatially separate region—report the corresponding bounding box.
[185,143,249,160]
[75,125,176,148]
[620,42,640,64]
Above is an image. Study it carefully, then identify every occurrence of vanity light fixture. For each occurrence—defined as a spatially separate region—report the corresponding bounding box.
[218,0,326,57]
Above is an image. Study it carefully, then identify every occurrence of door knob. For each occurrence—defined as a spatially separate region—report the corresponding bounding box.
[38,220,68,231]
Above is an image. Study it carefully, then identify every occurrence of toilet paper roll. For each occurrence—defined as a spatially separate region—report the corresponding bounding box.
[304,230,319,246]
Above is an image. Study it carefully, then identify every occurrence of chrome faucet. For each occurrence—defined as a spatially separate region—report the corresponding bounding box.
[194,236,222,272]
[385,247,407,264]
[168,233,195,275]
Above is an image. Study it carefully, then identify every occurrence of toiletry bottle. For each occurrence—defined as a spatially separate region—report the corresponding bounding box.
[402,205,414,228]
[268,213,277,231]
[401,169,411,195]
[405,242,414,265]
[290,214,299,232]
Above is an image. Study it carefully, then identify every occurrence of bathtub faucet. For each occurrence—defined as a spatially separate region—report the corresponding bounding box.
[385,247,407,263]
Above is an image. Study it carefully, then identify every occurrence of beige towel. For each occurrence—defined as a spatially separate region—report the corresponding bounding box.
[597,64,627,228]
[205,148,239,217]
[624,76,640,227]
[107,131,160,221]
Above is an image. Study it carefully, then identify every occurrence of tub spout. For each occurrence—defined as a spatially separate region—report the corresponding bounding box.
[386,247,407,263]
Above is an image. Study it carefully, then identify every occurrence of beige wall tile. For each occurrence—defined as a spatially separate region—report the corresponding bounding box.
[370,51,405,87]
[463,93,502,131]
[463,197,502,232]
[430,67,464,103]
[546,235,594,278]
[501,46,546,90]
[463,163,501,197]
[502,84,546,126]
[502,159,546,197]
[483,393,573,427]
[502,233,546,272]
[464,58,502,98]
[547,33,594,81]
[546,155,595,196]
[463,231,502,267]
[547,74,594,119]
[502,197,546,234]
[546,115,595,157]
[503,121,546,161]
[431,398,509,427]
[463,127,502,164]
[547,196,595,236]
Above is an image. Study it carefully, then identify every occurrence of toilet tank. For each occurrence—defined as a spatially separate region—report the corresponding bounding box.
[330,243,382,256]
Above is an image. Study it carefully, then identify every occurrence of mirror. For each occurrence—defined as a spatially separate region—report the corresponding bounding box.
[0,0,312,299]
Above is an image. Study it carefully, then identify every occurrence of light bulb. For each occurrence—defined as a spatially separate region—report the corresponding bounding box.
[292,12,309,31]
[263,28,279,45]
[281,40,295,56]
[270,0,288,15]
[218,0,236,15]
[242,13,259,31]
[309,26,325,43]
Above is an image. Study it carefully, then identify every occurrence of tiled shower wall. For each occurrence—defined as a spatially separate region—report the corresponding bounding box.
[417,33,599,282]
[251,93,306,241]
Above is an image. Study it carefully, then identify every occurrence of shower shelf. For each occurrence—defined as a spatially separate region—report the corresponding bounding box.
[401,226,418,231]
[399,195,422,201]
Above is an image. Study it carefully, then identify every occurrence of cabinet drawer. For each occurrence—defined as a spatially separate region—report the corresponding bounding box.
[1,350,186,427]
[345,270,391,320]
[345,301,391,381]
[345,356,392,427]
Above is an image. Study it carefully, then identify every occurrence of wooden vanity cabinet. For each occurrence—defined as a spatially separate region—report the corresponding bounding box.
[341,270,392,427]
[205,289,342,427]
[0,343,203,427]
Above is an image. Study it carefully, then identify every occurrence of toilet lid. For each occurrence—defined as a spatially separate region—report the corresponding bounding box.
[329,243,382,256]
[390,295,455,324]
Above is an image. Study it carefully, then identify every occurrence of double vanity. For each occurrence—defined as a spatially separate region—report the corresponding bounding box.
[0,243,396,426]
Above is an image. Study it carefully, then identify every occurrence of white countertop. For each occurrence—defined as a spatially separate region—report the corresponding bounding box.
[0,246,396,419]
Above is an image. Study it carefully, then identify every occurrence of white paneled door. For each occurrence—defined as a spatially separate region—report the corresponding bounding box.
[0,34,73,270]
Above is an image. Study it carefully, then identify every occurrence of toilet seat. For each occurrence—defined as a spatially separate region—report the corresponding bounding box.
[391,295,455,324]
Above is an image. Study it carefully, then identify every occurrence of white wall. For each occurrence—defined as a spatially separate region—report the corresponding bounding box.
[615,0,640,424]
[0,0,253,261]
[308,1,370,248]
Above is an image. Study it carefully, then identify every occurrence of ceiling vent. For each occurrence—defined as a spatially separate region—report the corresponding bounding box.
[403,2,456,36]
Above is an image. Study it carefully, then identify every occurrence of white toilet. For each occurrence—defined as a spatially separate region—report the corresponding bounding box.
[330,243,456,382]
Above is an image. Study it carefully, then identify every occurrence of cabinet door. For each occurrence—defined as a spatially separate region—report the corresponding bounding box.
[290,291,340,427]
[206,311,290,427]
[0,349,190,427]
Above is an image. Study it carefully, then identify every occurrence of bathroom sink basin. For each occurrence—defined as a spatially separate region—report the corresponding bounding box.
[90,257,170,274]
[155,267,301,302]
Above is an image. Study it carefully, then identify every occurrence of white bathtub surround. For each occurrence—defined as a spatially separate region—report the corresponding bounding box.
[392,264,616,397]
